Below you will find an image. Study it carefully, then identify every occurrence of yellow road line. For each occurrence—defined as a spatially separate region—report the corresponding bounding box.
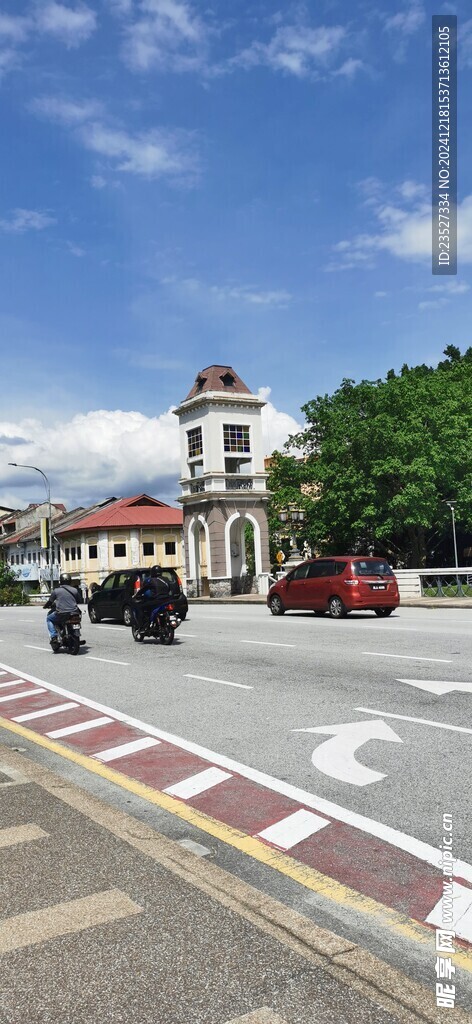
[1,713,471,972]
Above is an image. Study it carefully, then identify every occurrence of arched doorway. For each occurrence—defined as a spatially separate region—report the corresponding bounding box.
[188,515,210,596]
[225,511,262,594]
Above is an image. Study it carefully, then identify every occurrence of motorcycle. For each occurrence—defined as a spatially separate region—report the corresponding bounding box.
[49,611,85,655]
[131,601,181,645]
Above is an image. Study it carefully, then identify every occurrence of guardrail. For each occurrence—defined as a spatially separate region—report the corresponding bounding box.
[394,567,472,599]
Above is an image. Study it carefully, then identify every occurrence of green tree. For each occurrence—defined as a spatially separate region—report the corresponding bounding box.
[0,561,29,606]
[268,348,472,567]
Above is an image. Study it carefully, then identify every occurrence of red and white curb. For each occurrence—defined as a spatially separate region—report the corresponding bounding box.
[0,660,471,946]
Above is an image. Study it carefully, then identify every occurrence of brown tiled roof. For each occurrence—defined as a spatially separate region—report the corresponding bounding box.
[183,366,252,401]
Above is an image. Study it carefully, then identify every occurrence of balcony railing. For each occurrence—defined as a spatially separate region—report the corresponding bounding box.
[225,477,253,491]
[190,480,206,494]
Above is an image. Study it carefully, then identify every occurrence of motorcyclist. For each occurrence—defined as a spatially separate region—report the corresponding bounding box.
[44,573,81,646]
[132,566,171,632]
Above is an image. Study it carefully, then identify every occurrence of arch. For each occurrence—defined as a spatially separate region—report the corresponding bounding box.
[224,511,262,578]
[197,514,212,578]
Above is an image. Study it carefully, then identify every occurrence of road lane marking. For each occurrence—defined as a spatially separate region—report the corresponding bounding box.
[164,766,232,799]
[0,688,46,703]
[355,707,472,735]
[86,657,130,665]
[47,716,114,738]
[184,674,252,690]
[0,889,141,954]
[24,645,50,652]
[0,670,6,675]
[295,720,402,787]
[178,633,197,637]
[426,882,472,944]
[363,651,452,663]
[1,660,471,886]
[240,640,295,648]
[13,702,79,722]
[398,677,472,695]
[93,736,160,762]
[0,679,25,689]
[96,625,127,631]
[257,809,330,850]
[0,824,48,849]
[1,711,472,969]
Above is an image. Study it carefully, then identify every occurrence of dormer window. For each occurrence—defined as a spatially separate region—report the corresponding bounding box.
[195,374,206,392]
[220,371,235,388]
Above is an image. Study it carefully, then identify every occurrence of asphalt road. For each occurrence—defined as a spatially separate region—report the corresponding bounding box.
[1,602,471,1005]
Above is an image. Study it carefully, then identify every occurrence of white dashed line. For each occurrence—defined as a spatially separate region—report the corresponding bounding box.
[362,651,452,663]
[355,707,472,735]
[24,645,50,652]
[85,657,130,666]
[0,689,46,703]
[164,767,232,799]
[13,702,79,723]
[240,640,295,648]
[96,626,127,632]
[257,808,330,850]
[184,674,252,690]
[47,716,113,739]
[93,737,160,762]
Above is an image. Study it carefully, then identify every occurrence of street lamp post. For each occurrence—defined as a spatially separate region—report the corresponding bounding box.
[445,500,459,569]
[8,463,54,592]
[278,504,305,567]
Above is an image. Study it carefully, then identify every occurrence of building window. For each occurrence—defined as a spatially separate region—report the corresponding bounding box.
[16,554,20,564]
[28,552,31,563]
[77,546,81,560]
[143,542,154,556]
[187,426,203,458]
[223,424,250,453]
[10,556,14,565]
[89,544,98,559]
[33,552,37,563]
[71,546,76,560]
[65,548,70,561]
[114,543,126,558]
[21,555,24,564]
[165,541,176,556]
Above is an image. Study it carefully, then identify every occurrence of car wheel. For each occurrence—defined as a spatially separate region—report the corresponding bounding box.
[88,606,101,624]
[328,596,347,619]
[375,608,394,617]
[122,605,133,627]
[269,594,285,616]
[313,611,325,617]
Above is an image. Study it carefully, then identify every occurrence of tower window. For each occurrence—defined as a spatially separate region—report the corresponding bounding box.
[187,426,203,458]
[223,424,250,453]
[220,371,235,387]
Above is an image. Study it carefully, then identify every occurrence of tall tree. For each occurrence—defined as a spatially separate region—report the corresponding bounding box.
[268,348,472,567]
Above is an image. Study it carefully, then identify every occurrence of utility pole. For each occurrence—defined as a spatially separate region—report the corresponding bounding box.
[8,463,54,592]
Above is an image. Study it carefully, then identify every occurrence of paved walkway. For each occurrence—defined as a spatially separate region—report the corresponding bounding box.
[0,747,464,1024]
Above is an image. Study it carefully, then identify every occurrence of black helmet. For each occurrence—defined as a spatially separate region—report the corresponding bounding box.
[149,565,162,578]
[60,573,71,584]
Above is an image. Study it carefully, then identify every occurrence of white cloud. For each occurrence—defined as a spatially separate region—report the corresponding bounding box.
[329,183,472,269]
[31,96,104,124]
[32,95,199,182]
[161,275,292,308]
[121,0,208,72]
[35,2,97,48]
[0,208,56,233]
[66,241,86,256]
[333,58,366,79]
[384,2,425,60]
[0,13,30,42]
[233,23,346,78]
[0,395,300,507]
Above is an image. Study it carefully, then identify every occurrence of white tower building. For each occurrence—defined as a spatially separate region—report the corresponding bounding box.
[175,365,271,597]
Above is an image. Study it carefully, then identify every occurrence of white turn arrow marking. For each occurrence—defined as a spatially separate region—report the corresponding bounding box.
[294,720,403,787]
[398,678,472,696]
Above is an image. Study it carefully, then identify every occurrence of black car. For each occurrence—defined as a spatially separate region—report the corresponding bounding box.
[88,568,188,626]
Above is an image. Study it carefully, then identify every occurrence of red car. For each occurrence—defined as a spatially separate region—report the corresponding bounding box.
[267,556,399,619]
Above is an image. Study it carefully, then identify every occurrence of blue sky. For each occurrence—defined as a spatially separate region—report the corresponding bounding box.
[1,0,471,508]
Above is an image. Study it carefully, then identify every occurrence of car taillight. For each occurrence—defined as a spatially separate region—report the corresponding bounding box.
[176,576,182,587]
[134,578,140,592]
[343,577,359,586]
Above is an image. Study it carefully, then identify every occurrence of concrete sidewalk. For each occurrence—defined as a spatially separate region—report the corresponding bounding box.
[0,747,463,1024]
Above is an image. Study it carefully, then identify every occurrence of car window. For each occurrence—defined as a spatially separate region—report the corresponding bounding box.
[334,561,348,575]
[288,563,310,581]
[102,574,117,590]
[115,572,132,588]
[160,569,177,584]
[352,559,394,576]
[307,561,335,578]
